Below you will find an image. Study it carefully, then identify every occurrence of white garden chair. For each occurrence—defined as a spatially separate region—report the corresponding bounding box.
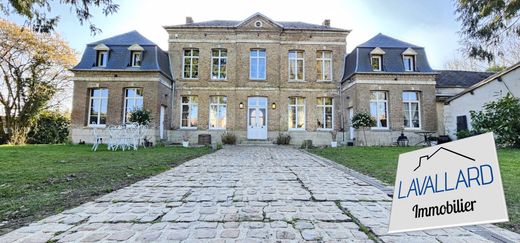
[91,127,102,151]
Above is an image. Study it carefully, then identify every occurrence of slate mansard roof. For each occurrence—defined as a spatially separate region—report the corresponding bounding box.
[342,33,435,81]
[435,70,495,88]
[73,31,173,80]
[164,13,349,32]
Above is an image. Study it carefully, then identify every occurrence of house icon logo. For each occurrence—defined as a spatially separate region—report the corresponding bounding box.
[413,147,476,172]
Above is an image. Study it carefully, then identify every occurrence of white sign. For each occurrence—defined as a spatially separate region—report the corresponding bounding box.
[388,132,508,233]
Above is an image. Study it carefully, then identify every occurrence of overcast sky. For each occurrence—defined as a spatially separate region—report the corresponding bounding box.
[5,0,463,69]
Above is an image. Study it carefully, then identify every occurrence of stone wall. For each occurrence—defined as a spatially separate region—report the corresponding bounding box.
[342,73,437,145]
[71,71,173,142]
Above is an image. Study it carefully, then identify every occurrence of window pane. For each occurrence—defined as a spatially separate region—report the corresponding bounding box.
[209,105,218,128]
[297,60,304,80]
[182,96,189,103]
[324,97,332,105]
[181,105,189,127]
[288,51,296,59]
[258,57,266,79]
[324,61,331,80]
[288,107,296,128]
[411,103,420,127]
[297,107,305,128]
[289,97,296,105]
[259,50,266,57]
[316,107,324,128]
[325,107,333,129]
[317,60,323,79]
[289,60,296,80]
[297,51,304,58]
[403,103,410,127]
[378,102,387,127]
[316,98,323,105]
[190,105,198,127]
[250,57,258,78]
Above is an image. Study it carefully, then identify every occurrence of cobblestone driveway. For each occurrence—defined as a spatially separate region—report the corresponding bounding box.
[1,146,519,242]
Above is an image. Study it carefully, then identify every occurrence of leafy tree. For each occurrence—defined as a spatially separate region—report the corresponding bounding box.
[27,111,70,144]
[0,19,76,144]
[470,93,520,147]
[456,0,520,62]
[351,112,376,146]
[0,0,119,34]
[129,109,152,125]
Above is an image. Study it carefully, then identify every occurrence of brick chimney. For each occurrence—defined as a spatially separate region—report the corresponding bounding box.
[186,17,193,24]
[322,19,330,27]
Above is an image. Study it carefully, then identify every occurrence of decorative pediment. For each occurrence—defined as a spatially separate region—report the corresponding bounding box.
[128,44,144,51]
[402,47,418,55]
[370,47,386,55]
[236,13,283,30]
[94,43,110,51]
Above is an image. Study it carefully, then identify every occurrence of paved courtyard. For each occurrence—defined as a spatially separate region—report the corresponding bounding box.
[1,146,519,242]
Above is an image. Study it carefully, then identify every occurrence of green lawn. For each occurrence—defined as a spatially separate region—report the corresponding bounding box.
[309,146,520,234]
[0,144,212,235]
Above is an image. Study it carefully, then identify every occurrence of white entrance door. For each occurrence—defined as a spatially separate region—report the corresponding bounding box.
[349,108,355,140]
[247,97,268,140]
[160,106,165,139]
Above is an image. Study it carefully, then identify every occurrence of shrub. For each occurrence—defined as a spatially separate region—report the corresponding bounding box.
[129,109,152,125]
[27,111,70,144]
[276,133,291,145]
[455,129,473,139]
[351,112,376,146]
[470,93,520,147]
[221,132,237,145]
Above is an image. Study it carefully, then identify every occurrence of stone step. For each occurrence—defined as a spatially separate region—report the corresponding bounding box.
[239,139,275,146]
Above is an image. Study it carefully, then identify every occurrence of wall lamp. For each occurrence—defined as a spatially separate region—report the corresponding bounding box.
[271,102,277,110]
[239,102,244,109]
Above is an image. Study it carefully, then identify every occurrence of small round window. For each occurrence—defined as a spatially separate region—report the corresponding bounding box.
[254,21,263,28]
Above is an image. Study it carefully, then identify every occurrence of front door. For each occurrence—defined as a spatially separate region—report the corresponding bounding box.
[247,97,268,140]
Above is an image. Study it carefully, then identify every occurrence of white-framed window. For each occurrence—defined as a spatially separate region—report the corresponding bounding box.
[288,50,305,81]
[97,51,108,67]
[371,55,382,71]
[370,91,389,128]
[209,96,227,129]
[123,88,143,123]
[131,51,142,67]
[250,49,266,80]
[403,55,415,71]
[317,51,333,81]
[288,97,306,130]
[316,97,333,130]
[403,91,421,129]
[183,49,199,79]
[88,88,108,126]
[181,96,198,128]
[211,49,227,80]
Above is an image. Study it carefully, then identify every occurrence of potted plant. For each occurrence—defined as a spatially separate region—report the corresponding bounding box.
[331,130,338,147]
[182,133,189,147]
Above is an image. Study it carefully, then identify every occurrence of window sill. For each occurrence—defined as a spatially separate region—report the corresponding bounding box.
[288,80,306,83]
[316,80,333,83]
[317,128,334,132]
[209,128,226,131]
[88,124,106,128]
[180,127,198,130]
[180,78,199,81]
[370,127,390,131]
[288,129,306,132]
[404,127,422,130]
[209,79,227,82]
[249,79,266,82]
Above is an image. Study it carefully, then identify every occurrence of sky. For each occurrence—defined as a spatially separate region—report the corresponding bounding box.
[4,0,463,69]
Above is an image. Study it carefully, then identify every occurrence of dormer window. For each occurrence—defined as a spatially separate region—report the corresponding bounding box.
[402,48,417,72]
[128,44,145,68]
[94,44,110,67]
[97,51,108,67]
[403,55,415,71]
[371,55,382,71]
[370,47,385,71]
[131,51,142,67]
